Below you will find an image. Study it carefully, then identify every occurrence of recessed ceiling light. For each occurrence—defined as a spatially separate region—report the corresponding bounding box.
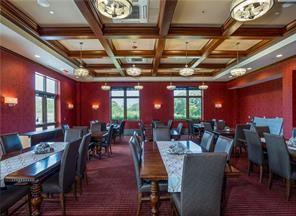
[247,67,252,70]
[276,54,283,58]
[229,75,233,78]
[37,0,50,7]
[49,10,54,15]
[34,54,40,58]
[274,11,280,15]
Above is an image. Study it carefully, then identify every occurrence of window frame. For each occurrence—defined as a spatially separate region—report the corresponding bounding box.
[173,87,202,120]
[35,73,58,130]
[110,87,140,121]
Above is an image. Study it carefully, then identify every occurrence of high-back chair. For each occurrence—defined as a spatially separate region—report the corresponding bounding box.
[42,139,81,215]
[202,122,213,132]
[254,126,270,138]
[139,121,146,142]
[214,136,234,169]
[171,153,227,216]
[167,120,173,129]
[0,133,23,155]
[90,121,101,133]
[244,129,265,183]
[200,131,214,152]
[64,128,82,142]
[153,127,171,142]
[129,133,142,163]
[292,128,296,138]
[216,120,226,130]
[264,133,296,200]
[99,125,114,157]
[233,124,251,156]
[73,126,89,136]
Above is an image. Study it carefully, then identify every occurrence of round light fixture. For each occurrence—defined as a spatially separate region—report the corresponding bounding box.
[101,82,111,91]
[199,83,208,90]
[166,82,176,91]
[95,0,132,19]
[179,65,194,77]
[74,42,89,77]
[230,67,247,77]
[126,64,141,76]
[134,82,143,90]
[231,0,274,22]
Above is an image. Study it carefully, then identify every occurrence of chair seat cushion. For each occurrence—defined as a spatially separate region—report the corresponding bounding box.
[42,173,62,193]
[139,180,168,193]
[172,193,181,214]
[0,185,30,211]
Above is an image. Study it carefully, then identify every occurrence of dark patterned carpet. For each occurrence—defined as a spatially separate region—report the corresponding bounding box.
[15,137,296,215]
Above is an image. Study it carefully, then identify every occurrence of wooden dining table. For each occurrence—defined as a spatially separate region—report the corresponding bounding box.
[140,141,240,216]
[1,142,67,216]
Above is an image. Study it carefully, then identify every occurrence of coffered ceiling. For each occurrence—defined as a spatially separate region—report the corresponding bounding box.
[1,0,296,82]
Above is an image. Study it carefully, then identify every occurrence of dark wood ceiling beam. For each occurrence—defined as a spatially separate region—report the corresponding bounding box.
[114,50,155,58]
[68,50,107,58]
[103,25,159,39]
[39,27,96,40]
[74,0,124,76]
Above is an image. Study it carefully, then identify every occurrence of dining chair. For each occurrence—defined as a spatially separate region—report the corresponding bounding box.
[90,121,101,133]
[171,153,227,216]
[244,129,266,183]
[214,136,234,170]
[62,124,70,134]
[202,122,213,132]
[292,128,296,138]
[114,121,126,142]
[76,133,91,194]
[170,123,183,140]
[188,120,200,139]
[199,131,214,152]
[0,185,31,215]
[73,126,89,136]
[254,126,270,138]
[42,138,81,215]
[129,133,142,163]
[98,125,114,157]
[216,120,226,130]
[0,133,23,155]
[139,121,146,142]
[64,128,82,142]
[264,133,296,200]
[233,124,251,156]
[167,120,173,129]
[100,122,107,132]
[153,127,171,141]
[128,142,168,216]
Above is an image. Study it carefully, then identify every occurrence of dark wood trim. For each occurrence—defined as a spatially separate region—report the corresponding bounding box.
[39,27,96,40]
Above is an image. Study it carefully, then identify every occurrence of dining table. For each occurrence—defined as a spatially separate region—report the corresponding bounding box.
[0,142,68,216]
[140,140,240,216]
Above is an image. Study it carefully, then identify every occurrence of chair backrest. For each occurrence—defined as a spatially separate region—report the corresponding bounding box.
[100,122,107,132]
[254,126,270,138]
[139,122,146,142]
[177,123,183,134]
[59,138,81,192]
[129,141,143,191]
[202,122,213,132]
[62,124,70,133]
[119,121,126,135]
[64,128,82,142]
[233,124,251,147]
[244,129,263,165]
[153,128,171,141]
[77,133,91,176]
[90,122,101,133]
[167,120,173,129]
[181,153,227,216]
[106,125,114,146]
[73,126,89,136]
[264,133,291,179]
[188,120,194,135]
[0,133,23,155]
[292,128,296,138]
[216,120,226,130]
[200,131,214,152]
[214,136,234,162]
[129,133,142,162]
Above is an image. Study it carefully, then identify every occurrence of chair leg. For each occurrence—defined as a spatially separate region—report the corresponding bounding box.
[268,170,273,190]
[259,165,263,183]
[60,193,66,216]
[286,179,291,201]
[247,161,252,176]
[136,192,142,216]
[77,176,82,195]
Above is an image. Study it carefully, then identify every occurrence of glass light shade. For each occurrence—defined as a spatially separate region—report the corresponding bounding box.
[101,83,111,91]
[134,83,143,90]
[166,82,176,91]
[230,67,247,77]
[199,83,208,90]
[95,0,132,19]
[179,65,194,77]
[231,0,274,22]
[74,66,89,77]
[126,65,142,76]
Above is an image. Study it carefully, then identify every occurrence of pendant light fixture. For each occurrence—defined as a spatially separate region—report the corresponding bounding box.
[167,72,176,90]
[230,42,246,77]
[179,42,194,77]
[126,64,142,76]
[198,71,208,90]
[95,0,132,20]
[134,82,143,90]
[74,42,89,77]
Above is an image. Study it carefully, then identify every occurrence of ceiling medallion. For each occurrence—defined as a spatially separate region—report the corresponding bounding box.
[231,0,274,22]
[179,42,194,77]
[95,0,132,19]
[74,42,89,77]
[101,82,111,91]
[126,64,141,76]
[166,82,176,91]
[230,42,246,77]
[134,82,143,90]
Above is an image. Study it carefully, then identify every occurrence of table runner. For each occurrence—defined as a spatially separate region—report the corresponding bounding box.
[157,141,202,192]
[0,142,67,187]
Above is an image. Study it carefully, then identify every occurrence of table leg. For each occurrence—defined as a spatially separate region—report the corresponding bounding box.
[30,180,43,216]
[150,180,159,216]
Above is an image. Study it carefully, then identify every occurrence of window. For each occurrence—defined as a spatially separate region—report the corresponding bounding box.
[35,73,58,130]
[111,88,140,121]
[174,87,202,120]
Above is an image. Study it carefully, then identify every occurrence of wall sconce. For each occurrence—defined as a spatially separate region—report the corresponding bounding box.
[92,104,99,110]
[4,97,18,107]
[215,103,222,109]
[154,104,161,110]
[68,103,74,109]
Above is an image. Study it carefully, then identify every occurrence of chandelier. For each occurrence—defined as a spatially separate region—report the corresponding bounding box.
[134,82,143,90]
[167,82,176,91]
[95,0,132,19]
[230,42,246,77]
[179,42,194,77]
[230,0,274,22]
[199,82,208,90]
[101,82,111,91]
[126,64,141,76]
[74,42,89,77]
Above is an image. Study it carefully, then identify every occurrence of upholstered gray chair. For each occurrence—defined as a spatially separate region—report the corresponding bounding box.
[114,121,126,141]
[170,123,183,140]
[171,153,227,216]
[199,131,214,152]
[129,142,168,216]
[42,139,81,215]
[233,124,251,156]
[129,134,142,163]
[264,133,296,200]
[254,126,270,138]
[216,120,226,130]
[153,127,171,141]
[99,125,114,157]
[167,120,173,129]
[0,185,31,215]
[64,128,82,142]
[76,133,91,194]
[214,136,234,170]
[139,121,146,142]
[0,133,23,155]
[202,122,213,132]
[244,129,265,183]
[90,121,101,133]
[73,126,89,136]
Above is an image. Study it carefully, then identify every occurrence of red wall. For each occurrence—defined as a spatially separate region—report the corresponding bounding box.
[0,48,77,134]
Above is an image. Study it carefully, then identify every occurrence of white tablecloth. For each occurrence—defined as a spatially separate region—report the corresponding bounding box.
[157,141,202,192]
[0,142,67,187]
